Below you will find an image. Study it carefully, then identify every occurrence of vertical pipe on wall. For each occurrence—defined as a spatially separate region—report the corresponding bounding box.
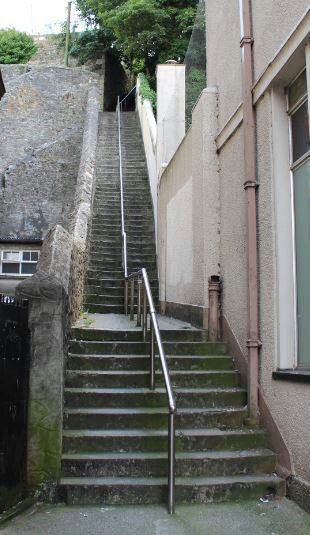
[240,0,261,422]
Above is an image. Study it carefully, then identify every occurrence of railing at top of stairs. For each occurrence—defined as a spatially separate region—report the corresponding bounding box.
[116,90,177,514]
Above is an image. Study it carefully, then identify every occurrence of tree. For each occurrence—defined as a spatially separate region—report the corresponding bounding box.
[75,0,197,76]
[0,29,37,64]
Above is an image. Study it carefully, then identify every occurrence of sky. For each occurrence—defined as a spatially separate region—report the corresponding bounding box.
[0,0,84,35]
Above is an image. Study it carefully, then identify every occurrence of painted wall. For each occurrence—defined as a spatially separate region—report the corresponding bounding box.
[252,0,309,79]
[157,0,310,484]
[136,78,157,229]
[158,88,219,318]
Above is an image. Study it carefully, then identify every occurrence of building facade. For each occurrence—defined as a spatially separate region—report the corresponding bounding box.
[154,1,310,511]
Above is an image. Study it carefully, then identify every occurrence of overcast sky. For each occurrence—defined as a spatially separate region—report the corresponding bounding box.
[0,0,84,35]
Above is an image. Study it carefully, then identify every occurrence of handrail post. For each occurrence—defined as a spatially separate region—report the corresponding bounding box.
[168,411,176,514]
[130,278,135,321]
[150,323,155,390]
[124,278,128,315]
[137,279,142,326]
[142,286,147,341]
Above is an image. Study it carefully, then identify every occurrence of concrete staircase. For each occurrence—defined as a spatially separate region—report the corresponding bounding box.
[59,112,285,506]
[84,112,157,314]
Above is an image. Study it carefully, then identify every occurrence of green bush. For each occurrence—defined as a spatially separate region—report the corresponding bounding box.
[138,73,156,112]
[0,29,37,64]
[69,28,113,65]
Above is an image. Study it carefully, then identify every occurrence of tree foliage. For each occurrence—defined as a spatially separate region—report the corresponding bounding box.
[70,28,113,64]
[75,0,197,75]
[0,29,37,64]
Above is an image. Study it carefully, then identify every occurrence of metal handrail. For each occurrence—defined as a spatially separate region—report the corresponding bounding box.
[116,96,128,312]
[128,268,177,514]
[116,88,176,513]
[116,87,137,313]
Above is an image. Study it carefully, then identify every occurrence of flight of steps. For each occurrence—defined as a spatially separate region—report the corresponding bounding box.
[60,328,285,505]
[59,110,285,506]
[84,112,158,314]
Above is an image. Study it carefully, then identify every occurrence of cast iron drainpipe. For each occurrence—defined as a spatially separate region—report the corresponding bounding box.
[240,0,261,423]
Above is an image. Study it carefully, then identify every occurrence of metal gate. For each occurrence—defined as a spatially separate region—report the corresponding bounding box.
[0,295,30,487]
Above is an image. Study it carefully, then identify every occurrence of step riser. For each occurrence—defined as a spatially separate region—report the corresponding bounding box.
[65,372,239,389]
[64,410,246,430]
[60,478,285,506]
[62,432,263,454]
[69,342,227,356]
[64,390,246,409]
[61,455,276,478]
[67,356,234,372]
[70,330,206,342]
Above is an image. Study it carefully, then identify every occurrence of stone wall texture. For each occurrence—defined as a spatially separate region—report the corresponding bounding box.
[0,65,99,241]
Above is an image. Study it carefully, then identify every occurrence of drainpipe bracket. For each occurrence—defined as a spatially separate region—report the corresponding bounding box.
[240,36,254,48]
[244,180,258,190]
[246,338,262,349]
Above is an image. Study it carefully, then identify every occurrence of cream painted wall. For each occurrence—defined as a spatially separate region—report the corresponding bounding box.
[218,127,248,356]
[158,89,219,311]
[252,0,309,80]
[256,94,310,480]
[157,0,310,483]
[206,0,242,131]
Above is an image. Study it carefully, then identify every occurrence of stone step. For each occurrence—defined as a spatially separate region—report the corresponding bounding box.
[59,474,285,506]
[87,258,156,267]
[70,329,205,343]
[84,304,126,314]
[84,291,158,305]
[63,407,247,430]
[84,294,125,305]
[67,354,234,372]
[65,370,240,389]
[61,426,263,453]
[64,387,246,409]
[62,449,276,478]
[69,340,227,356]
[85,277,158,288]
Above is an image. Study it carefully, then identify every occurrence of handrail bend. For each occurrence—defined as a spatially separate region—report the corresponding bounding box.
[129,268,177,514]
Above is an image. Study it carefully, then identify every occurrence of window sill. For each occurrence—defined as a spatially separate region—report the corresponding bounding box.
[273,369,310,383]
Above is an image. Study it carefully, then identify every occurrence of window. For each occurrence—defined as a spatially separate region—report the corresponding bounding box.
[288,69,309,164]
[0,250,40,276]
[287,68,310,368]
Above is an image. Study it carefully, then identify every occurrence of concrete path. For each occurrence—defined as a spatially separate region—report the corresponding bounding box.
[75,313,198,331]
[1,500,309,535]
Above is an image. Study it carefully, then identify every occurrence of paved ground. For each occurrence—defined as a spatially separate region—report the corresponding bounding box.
[1,500,309,535]
[75,313,197,331]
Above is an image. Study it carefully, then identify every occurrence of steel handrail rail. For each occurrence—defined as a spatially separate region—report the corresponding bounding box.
[116,87,138,313]
[116,96,128,311]
[119,85,136,107]
[128,268,177,514]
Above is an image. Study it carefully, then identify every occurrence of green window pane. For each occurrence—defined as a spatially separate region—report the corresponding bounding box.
[288,70,307,110]
[21,263,36,275]
[291,101,309,162]
[2,263,19,274]
[294,159,310,366]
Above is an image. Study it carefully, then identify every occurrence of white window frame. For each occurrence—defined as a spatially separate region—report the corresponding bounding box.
[272,43,310,370]
[0,249,40,277]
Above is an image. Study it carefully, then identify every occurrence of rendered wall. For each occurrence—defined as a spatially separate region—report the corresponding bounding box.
[252,0,309,79]
[136,78,157,228]
[158,89,219,318]
[256,93,310,481]
[205,0,310,484]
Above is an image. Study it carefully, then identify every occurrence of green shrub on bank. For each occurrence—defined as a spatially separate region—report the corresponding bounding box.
[70,28,113,65]
[138,73,156,112]
[0,29,37,64]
